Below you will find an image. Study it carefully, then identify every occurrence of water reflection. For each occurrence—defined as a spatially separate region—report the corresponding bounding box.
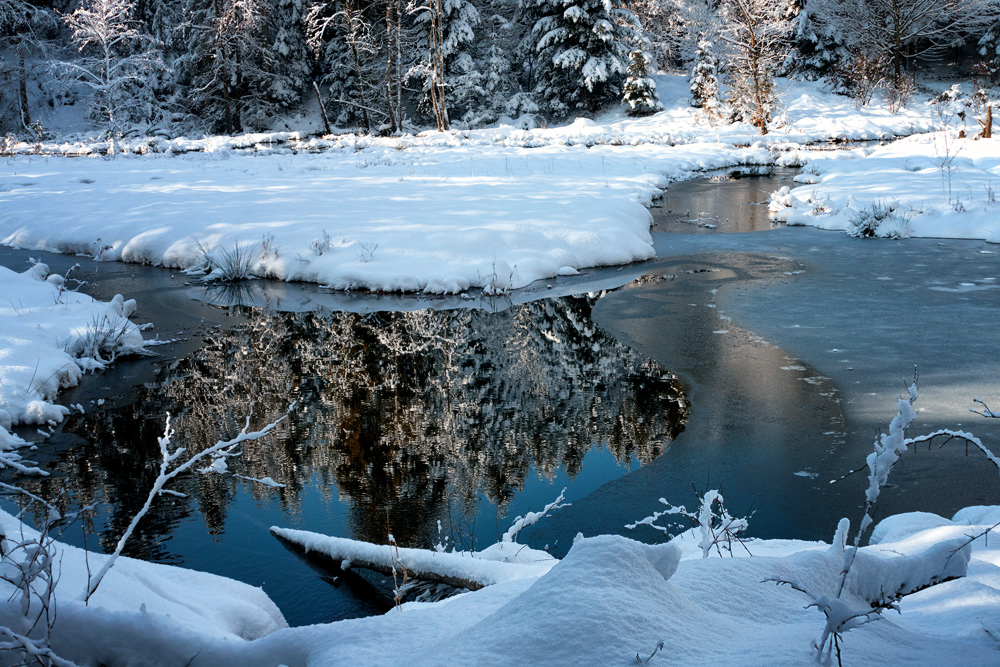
[17,295,686,566]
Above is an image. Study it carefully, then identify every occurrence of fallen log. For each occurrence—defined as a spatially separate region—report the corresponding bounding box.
[270,526,556,592]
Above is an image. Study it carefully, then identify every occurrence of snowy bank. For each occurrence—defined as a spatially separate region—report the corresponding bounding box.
[0,509,286,642]
[770,131,1000,242]
[0,77,946,295]
[4,505,999,666]
[0,262,148,460]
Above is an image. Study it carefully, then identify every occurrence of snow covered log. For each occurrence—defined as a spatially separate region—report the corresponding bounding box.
[270,527,556,591]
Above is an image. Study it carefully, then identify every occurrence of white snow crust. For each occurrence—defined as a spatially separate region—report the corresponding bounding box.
[5,507,998,666]
[770,128,1000,242]
[0,262,147,459]
[0,77,943,297]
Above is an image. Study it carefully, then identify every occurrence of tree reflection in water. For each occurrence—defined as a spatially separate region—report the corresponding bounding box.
[18,294,688,560]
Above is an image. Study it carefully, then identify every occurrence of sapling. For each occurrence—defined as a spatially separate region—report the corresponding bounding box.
[769,372,1000,666]
[933,109,964,205]
[81,405,292,602]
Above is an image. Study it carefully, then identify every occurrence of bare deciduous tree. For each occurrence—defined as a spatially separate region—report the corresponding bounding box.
[813,0,999,104]
[717,0,789,135]
[55,0,164,151]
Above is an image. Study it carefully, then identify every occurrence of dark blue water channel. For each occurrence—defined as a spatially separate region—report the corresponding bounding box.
[1,167,998,627]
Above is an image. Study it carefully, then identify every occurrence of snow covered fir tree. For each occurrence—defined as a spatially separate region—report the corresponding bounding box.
[622,48,662,115]
[4,0,1000,136]
[3,0,1000,666]
[688,39,719,111]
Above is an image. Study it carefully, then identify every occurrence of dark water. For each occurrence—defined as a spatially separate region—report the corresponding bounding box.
[0,272,687,625]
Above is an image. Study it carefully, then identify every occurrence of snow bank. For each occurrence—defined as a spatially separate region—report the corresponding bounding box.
[0,263,148,462]
[769,131,1000,242]
[8,506,994,666]
[0,509,286,643]
[0,77,950,295]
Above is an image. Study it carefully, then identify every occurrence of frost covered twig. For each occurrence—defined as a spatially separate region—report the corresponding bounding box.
[80,405,292,603]
[971,398,999,419]
[0,628,79,667]
[635,641,664,664]
[0,484,91,667]
[387,521,408,611]
[626,487,752,558]
[502,488,569,544]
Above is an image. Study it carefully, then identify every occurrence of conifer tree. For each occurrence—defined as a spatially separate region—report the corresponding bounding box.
[622,48,661,116]
[688,38,718,110]
[524,0,639,118]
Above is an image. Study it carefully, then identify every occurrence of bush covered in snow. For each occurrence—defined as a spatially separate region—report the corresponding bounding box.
[846,200,911,239]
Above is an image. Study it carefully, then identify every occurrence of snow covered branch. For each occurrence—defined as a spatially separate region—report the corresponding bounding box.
[502,487,569,544]
[80,405,293,603]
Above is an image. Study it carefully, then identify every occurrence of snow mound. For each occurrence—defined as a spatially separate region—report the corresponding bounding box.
[0,509,286,644]
[0,263,149,462]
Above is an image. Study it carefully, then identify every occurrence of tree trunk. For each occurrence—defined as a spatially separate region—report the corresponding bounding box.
[17,41,31,132]
[426,0,449,132]
[222,77,234,135]
[313,81,332,135]
[383,0,398,133]
[985,106,992,139]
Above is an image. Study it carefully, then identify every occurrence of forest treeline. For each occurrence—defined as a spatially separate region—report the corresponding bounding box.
[1,0,999,138]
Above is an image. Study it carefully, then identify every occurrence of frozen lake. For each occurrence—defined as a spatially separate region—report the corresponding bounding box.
[1,169,997,627]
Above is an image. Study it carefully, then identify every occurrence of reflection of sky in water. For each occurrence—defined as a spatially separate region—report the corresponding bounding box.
[5,295,685,626]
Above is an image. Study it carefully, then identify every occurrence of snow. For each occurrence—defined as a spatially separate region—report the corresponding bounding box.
[0,508,287,642]
[0,77,945,297]
[0,262,148,468]
[770,127,1000,242]
[1,75,999,664]
[3,505,998,665]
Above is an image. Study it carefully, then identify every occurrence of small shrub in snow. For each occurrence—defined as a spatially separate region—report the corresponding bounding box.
[187,241,262,282]
[826,50,888,108]
[308,231,332,256]
[846,200,910,239]
[355,242,378,263]
[626,487,752,558]
[66,313,146,365]
[261,233,278,260]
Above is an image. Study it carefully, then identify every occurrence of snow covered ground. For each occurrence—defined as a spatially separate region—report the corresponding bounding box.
[771,129,1000,242]
[0,77,942,297]
[1,502,998,666]
[1,76,998,664]
[0,262,148,459]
